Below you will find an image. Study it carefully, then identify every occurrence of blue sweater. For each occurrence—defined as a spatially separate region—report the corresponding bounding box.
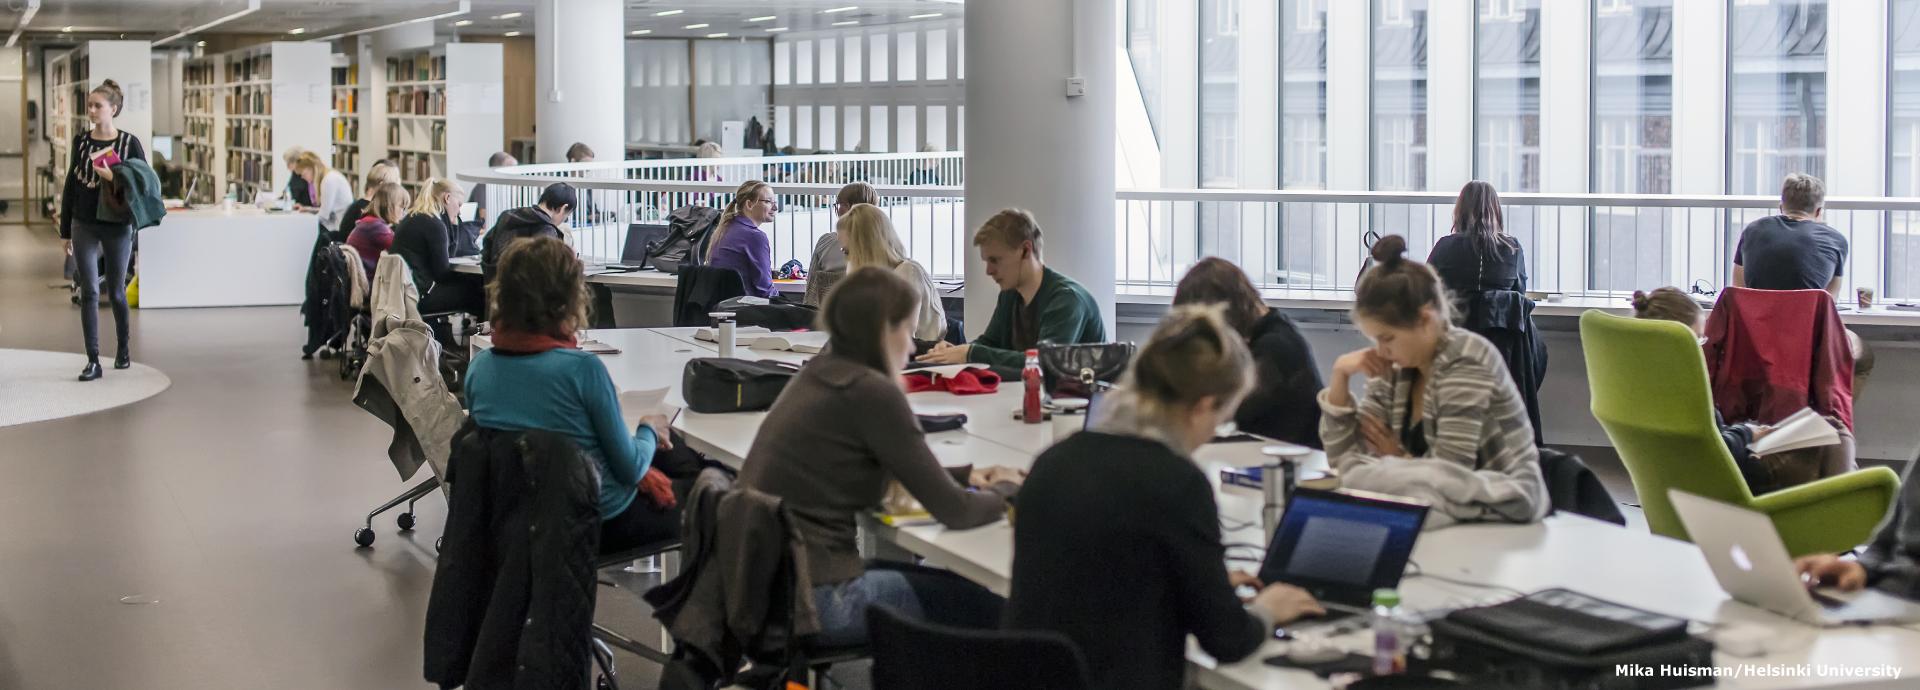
[466,348,656,519]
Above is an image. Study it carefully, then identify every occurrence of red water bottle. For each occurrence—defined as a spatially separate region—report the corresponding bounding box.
[1022,349,1043,424]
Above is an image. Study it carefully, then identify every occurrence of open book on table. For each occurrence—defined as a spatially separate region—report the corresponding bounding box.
[692,325,772,342]
[1750,407,1840,456]
[747,331,829,354]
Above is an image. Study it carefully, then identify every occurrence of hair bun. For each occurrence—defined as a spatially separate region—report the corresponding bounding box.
[1631,290,1650,311]
[1370,234,1409,265]
[100,78,119,88]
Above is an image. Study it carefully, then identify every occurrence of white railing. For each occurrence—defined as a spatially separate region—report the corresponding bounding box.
[460,154,1920,304]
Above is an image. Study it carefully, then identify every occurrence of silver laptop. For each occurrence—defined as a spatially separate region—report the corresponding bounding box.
[1669,489,1920,627]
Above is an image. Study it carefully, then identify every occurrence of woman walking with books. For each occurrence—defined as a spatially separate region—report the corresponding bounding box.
[60,79,145,382]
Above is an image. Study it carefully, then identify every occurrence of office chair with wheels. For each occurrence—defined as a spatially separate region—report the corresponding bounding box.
[866,604,1092,690]
[589,538,683,690]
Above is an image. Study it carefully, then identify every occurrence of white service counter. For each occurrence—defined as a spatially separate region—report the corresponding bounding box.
[137,206,320,308]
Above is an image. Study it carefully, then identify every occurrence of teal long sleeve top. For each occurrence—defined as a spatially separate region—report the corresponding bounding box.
[465,348,656,519]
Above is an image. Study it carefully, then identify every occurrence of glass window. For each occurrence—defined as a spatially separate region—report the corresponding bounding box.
[1283,0,1329,189]
[797,106,814,149]
[820,106,838,151]
[845,107,864,152]
[898,105,919,153]
[1127,0,1164,137]
[1890,0,1920,297]
[796,39,814,85]
[870,105,891,152]
[927,106,949,151]
[1475,0,1541,193]
[775,105,792,151]
[898,31,919,81]
[1373,0,1429,191]
[928,29,949,80]
[1200,0,1240,188]
[774,40,791,86]
[820,38,838,84]
[1727,0,1827,195]
[870,33,890,81]
[845,36,864,82]
[1590,0,1675,292]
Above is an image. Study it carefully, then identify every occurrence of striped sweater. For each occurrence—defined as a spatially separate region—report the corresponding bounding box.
[1318,326,1549,527]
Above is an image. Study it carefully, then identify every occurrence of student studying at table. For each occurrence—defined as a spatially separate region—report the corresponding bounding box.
[738,267,1023,646]
[1319,234,1548,527]
[917,208,1104,368]
[464,237,680,555]
[1172,257,1323,448]
[1008,305,1326,690]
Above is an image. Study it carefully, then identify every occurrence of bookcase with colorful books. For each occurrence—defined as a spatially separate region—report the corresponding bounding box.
[380,43,501,197]
[47,40,152,212]
[218,41,329,204]
[181,54,224,204]
[332,54,363,192]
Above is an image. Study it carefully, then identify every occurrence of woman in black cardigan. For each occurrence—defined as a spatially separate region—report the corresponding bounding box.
[1427,180,1547,443]
[1006,307,1325,690]
[1173,257,1324,447]
[392,178,487,324]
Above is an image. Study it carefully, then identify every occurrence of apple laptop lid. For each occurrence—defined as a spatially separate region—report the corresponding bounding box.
[1669,489,1920,626]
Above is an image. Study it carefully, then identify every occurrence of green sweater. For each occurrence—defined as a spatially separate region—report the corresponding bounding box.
[968,267,1106,369]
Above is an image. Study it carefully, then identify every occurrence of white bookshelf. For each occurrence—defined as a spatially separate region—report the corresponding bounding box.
[48,40,153,210]
[382,43,501,196]
[219,41,329,204]
[181,54,223,204]
[331,52,363,192]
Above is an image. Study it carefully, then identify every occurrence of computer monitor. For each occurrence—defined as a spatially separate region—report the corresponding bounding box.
[622,223,671,267]
[1258,488,1428,610]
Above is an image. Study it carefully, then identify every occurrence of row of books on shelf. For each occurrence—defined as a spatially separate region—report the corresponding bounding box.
[228,53,271,83]
[394,154,438,183]
[187,118,216,141]
[185,89,218,114]
[187,61,218,86]
[334,117,360,143]
[331,65,359,87]
[69,56,89,85]
[227,152,273,186]
[183,142,216,171]
[385,54,446,82]
[334,89,359,115]
[67,85,87,117]
[385,87,445,116]
[226,120,272,151]
[226,87,272,116]
[386,121,447,151]
[335,149,360,180]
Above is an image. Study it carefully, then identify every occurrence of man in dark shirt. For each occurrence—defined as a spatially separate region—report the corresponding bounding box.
[1733,173,1848,300]
[916,208,1105,369]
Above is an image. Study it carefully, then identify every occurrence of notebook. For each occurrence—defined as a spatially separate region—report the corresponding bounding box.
[89,146,122,170]
[1748,408,1839,456]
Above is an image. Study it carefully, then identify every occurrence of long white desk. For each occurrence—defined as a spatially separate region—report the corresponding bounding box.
[138,206,318,308]
[450,256,806,294]
[578,327,1920,688]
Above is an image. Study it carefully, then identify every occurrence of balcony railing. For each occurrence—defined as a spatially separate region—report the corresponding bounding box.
[460,153,1920,304]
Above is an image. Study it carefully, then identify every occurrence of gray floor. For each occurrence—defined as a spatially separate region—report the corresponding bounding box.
[0,223,673,689]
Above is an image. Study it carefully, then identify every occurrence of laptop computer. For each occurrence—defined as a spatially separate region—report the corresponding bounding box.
[621,223,672,269]
[1669,489,1920,627]
[1257,488,1430,622]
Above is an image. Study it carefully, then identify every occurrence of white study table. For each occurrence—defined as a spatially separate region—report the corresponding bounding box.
[451,256,807,295]
[579,327,1920,689]
[137,205,318,308]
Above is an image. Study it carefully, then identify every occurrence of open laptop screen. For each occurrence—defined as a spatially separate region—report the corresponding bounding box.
[1258,489,1428,605]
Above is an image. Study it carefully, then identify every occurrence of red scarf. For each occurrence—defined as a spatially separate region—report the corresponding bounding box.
[490,328,578,353]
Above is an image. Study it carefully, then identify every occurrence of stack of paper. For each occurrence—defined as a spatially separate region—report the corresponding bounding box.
[1750,408,1841,456]
[618,387,679,431]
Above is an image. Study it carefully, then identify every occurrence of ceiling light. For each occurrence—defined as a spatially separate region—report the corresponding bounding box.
[287,27,305,34]
[305,0,469,43]
[685,23,709,29]
[766,26,789,32]
[493,12,522,19]
[454,19,473,26]
[822,6,859,14]
[196,40,206,47]
[654,9,683,16]
[504,31,521,36]
[832,20,859,26]
[707,32,729,38]
[631,29,652,35]
[910,12,943,19]
[747,15,776,22]
[61,26,73,32]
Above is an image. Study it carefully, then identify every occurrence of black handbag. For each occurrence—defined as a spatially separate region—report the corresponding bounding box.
[1038,342,1136,398]
[681,358,801,413]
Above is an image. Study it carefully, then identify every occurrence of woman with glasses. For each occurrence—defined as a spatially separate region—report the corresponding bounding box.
[706,180,781,298]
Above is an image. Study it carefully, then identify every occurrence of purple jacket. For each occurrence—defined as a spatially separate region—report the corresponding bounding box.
[708,215,776,298]
[347,216,394,278]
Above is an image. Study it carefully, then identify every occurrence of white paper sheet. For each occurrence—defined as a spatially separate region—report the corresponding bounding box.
[620,387,674,431]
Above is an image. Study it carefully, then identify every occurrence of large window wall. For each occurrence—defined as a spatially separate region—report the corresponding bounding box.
[1728,0,1827,196]
[1373,0,1430,192]
[1891,0,1920,296]
[770,20,963,156]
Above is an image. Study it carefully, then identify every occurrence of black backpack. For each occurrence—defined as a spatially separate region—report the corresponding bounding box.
[681,358,800,413]
[649,205,723,275]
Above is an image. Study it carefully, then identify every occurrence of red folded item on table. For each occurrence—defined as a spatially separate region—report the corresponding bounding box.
[903,367,1001,395]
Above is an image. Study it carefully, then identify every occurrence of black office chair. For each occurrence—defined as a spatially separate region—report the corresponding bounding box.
[672,266,747,327]
[867,604,1092,690]
[590,538,682,690]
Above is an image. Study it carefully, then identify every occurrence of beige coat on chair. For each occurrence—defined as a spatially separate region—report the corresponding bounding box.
[353,318,464,481]
[370,252,422,326]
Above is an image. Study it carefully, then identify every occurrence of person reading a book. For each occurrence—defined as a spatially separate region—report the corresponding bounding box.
[1632,287,1856,493]
[464,236,680,555]
[916,209,1104,367]
[1007,305,1326,690]
[738,267,1022,646]
[61,78,146,381]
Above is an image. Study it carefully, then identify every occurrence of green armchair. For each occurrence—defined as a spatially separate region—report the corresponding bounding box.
[1579,311,1898,556]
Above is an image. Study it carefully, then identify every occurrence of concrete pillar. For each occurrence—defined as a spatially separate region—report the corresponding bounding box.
[535,0,623,164]
[963,0,1117,336]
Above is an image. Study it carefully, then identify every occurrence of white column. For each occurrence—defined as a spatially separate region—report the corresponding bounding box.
[1427,0,1475,192]
[1829,0,1888,299]
[1672,0,1726,286]
[535,0,623,163]
[1539,0,1591,293]
[964,0,1117,335]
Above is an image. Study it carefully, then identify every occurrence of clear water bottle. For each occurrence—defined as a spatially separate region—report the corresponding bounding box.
[1371,588,1407,676]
